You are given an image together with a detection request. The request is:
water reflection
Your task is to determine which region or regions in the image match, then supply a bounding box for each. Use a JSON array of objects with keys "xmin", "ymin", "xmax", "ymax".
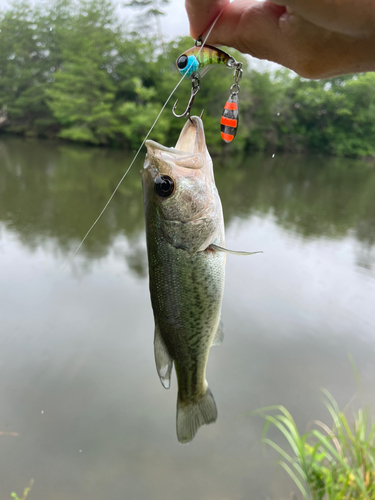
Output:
[
  {"xmin": 0, "ymin": 138, "xmax": 145, "ymax": 264},
  {"xmin": 1, "ymin": 138, "xmax": 374, "ymax": 273},
  {"xmin": 214, "ymin": 151, "xmax": 375, "ymax": 249},
  {"xmin": 0, "ymin": 137, "xmax": 375, "ymax": 500}
]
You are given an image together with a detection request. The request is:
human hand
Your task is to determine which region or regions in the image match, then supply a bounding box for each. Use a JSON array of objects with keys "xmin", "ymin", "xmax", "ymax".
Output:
[{"xmin": 185, "ymin": 0, "xmax": 375, "ymax": 78}]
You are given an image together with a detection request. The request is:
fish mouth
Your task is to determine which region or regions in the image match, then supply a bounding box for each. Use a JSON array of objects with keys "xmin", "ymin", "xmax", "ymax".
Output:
[
  {"xmin": 143, "ymin": 116, "xmax": 215, "ymax": 225},
  {"xmin": 145, "ymin": 116, "xmax": 207, "ymax": 170},
  {"xmin": 174, "ymin": 115, "xmax": 206, "ymax": 154}
]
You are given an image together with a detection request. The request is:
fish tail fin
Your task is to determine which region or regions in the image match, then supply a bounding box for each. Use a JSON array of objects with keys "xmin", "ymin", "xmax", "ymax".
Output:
[{"xmin": 176, "ymin": 387, "xmax": 217, "ymax": 444}]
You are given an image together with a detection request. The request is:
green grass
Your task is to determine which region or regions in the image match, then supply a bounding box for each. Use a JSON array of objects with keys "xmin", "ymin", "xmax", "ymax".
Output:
[
  {"xmin": 253, "ymin": 390, "xmax": 375, "ymax": 500},
  {"xmin": 11, "ymin": 479, "xmax": 34, "ymax": 500}
]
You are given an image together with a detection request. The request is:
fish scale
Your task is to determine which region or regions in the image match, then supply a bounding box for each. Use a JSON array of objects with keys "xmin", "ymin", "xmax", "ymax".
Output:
[{"xmin": 149, "ymin": 243, "xmax": 224, "ymax": 397}]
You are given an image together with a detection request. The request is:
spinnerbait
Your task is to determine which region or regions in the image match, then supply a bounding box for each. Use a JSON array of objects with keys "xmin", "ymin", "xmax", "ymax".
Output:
[{"xmin": 173, "ymin": 37, "xmax": 243, "ymax": 143}]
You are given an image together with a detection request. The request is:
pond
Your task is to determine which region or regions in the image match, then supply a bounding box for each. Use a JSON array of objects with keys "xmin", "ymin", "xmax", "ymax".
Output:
[{"xmin": 1, "ymin": 136, "xmax": 375, "ymax": 499}]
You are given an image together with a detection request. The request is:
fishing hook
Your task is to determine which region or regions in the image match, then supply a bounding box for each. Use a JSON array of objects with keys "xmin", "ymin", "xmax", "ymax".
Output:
[{"xmin": 172, "ymin": 76, "xmax": 200, "ymax": 121}]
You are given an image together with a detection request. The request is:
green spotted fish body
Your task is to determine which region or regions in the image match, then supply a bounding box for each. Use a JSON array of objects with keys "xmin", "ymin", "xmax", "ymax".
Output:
[{"xmin": 142, "ymin": 117, "xmax": 225, "ymax": 443}]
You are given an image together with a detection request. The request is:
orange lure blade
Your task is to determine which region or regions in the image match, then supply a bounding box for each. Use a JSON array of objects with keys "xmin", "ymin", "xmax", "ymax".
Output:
[{"xmin": 221, "ymin": 94, "xmax": 239, "ymax": 143}]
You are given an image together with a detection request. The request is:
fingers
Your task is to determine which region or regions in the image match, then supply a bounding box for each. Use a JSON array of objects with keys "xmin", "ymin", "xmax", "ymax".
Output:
[
  {"xmin": 193, "ymin": 1, "xmax": 287, "ymax": 62},
  {"xmin": 186, "ymin": 0, "xmax": 375, "ymax": 78},
  {"xmin": 277, "ymin": 10, "xmax": 375, "ymax": 77},
  {"xmin": 185, "ymin": 0, "xmax": 230, "ymax": 40},
  {"xmin": 271, "ymin": 0, "xmax": 375, "ymax": 37}
]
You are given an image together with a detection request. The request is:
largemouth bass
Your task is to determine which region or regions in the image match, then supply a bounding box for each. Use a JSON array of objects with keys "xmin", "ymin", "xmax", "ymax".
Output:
[{"xmin": 142, "ymin": 116, "xmax": 225, "ymax": 444}]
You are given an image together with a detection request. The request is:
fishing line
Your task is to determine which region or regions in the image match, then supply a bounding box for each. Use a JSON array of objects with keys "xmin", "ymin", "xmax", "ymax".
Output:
[
  {"xmin": 3, "ymin": 9, "xmax": 224, "ymax": 349},
  {"xmin": 61, "ymin": 8, "xmax": 224, "ymax": 271}
]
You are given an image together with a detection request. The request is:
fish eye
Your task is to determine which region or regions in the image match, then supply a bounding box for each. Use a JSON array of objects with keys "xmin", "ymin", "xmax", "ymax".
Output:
[
  {"xmin": 177, "ymin": 55, "xmax": 188, "ymax": 70},
  {"xmin": 154, "ymin": 175, "xmax": 175, "ymax": 198}
]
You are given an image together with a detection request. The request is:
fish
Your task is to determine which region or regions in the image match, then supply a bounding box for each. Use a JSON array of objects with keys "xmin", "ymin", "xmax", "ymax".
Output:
[
  {"xmin": 176, "ymin": 44, "xmax": 236, "ymax": 79},
  {"xmin": 142, "ymin": 116, "xmax": 226, "ymax": 443}
]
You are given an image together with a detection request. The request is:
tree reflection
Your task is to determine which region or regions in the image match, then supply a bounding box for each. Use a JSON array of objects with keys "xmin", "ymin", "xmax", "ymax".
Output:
[
  {"xmin": 0, "ymin": 138, "xmax": 145, "ymax": 261},
  {"xmin": 215, "ymin": 152, "xmax": 375, "ymax": 248},
  {"xmin": 0, "ymin": 137, "xmax": 374, "ymax": 276}
]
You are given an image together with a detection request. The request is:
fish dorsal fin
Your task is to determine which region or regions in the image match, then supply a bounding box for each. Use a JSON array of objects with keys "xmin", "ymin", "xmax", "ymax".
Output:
[
  {"xmin": 209, "ymin": 244, "xmax": 263, "ymax": 256},
  {"xmin": 211, "ymin": 319, "xmax": 224, "ymax": 346},
  {"xmin": 154, "ymin": 324, "xmax": 173, "ymax": 389}
]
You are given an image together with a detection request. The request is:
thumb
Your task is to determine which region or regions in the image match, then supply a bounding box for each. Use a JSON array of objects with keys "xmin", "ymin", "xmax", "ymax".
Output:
[{"xmin": 199, "ymin": 0, "xmax": 286, "ymax": 55}]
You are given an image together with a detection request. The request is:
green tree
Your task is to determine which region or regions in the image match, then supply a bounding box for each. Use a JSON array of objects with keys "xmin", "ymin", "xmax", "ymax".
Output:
[
  {"xmin": 0, "ymin": 0, "xmax": 375, "ymax": 157},
  {"xmin": 280, "ymin": 73, "xmax": 375, "ymax": 157},
  {"xmin": 45, "ymin": 0, "xmax": 123, "ymax": 144},
  {"xmin": 0, "ymin": 1, "xmax": 61, "ymax": 136}
]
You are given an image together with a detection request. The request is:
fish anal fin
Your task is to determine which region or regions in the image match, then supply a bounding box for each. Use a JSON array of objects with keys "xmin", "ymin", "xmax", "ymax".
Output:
[
  {"xmin": 154, "ymin": 325, "xmax": 173, "ymax": 389},
  {"xmin": 211, "ymin": 319, "xmax": 224, "ymax": 347},
  {"xmin": 176, "ymin": 387, "xmax": 217, "ymax": 444},
  {"xmin": 208, "ymin": 243, "xmax": 263, "ymax": 256}
]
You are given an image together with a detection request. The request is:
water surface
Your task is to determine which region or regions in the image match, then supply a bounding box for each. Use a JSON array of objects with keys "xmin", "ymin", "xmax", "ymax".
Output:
[{"xmin": 1, "ymin": 137, "xmax": 375, "ymax": 500}]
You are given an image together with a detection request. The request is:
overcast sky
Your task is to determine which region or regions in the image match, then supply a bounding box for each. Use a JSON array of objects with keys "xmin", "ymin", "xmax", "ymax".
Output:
[
  {"xmin": 0, "ymin": 0, "xmax": 191, "ymax": 40},
  {"xmin": 160, "ymin": 0, "xmax": 190, "ymax": 40}
]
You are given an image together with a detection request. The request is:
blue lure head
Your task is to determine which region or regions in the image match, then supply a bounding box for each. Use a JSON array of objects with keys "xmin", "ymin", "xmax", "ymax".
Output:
[{"xmin": 176, "ymin": 54, "xmax": 200, "ymax": 79}]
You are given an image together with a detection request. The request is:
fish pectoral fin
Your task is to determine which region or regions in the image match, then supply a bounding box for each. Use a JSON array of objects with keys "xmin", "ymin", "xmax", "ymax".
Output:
[
  {"xmin": 154, "ymin": 325, "xmax": 173, "ymax": 390},
  {"xmin": 211, "ymin": 319, "xmax": 224, "ymax": 347},
  {"xmin": 208, "ymin": 244, "xmax": 263, "ymax": 256},
  {"xmin": 176, "ymin": 386, "xmax": 217, "ymax": 444}
]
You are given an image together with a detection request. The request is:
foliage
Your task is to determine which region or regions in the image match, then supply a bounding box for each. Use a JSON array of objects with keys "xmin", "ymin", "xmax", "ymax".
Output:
[
  {"xmin": 11, "ymin": 479, "xmax": 34, "ymax": 500},
  {"xmin": 0, "ymin": 0, "xmax": 375, "ymax": 156},
  {"xmin": 279, "ymin": 74, "xmax": 375, "ymax": 157},
  {"xmin": 253, "ymin": 392, "xmax": 375, "ymax": 499}
]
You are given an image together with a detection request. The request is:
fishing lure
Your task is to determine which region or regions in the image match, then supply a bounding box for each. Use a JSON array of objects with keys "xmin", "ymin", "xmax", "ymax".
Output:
[
  {"xmin": 173, "ymin": 38, "xmax": 243, "ymax": 143},
  {"xmin": 221, "ymin": 64, "xmax": 242, "ymax": 143},
  {"xmin": 176, "ymin": 44, "xmax": 236, "ymax": 80}
]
